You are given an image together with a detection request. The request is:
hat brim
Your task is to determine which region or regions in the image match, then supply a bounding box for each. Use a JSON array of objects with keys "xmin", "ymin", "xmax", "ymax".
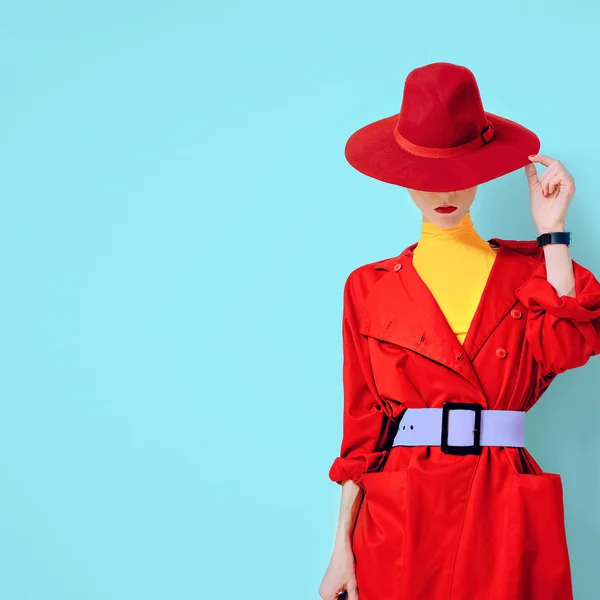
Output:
[{"xmin": 344, "ymin": 111, "xmax": 540, "ymax": 192}]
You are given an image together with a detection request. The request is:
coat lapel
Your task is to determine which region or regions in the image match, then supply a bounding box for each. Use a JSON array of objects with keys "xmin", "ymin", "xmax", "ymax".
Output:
[
  {"xmin": 461, "ymin": 241, "xmax": 538, "ymax": 361},
  {"xmin": 360, "ymin": 238, "xmax": 538, "ymax": 393}
]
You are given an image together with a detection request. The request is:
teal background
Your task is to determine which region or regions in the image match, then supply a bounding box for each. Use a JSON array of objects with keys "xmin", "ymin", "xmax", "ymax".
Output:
[{"xmin": 1, "ymin": 1, "xmax": 599, "ymax": 598}]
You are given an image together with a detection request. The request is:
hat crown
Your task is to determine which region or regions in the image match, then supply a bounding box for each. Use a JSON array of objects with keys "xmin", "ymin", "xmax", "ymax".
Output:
[{"xmin": 396, "ymin": 62, "xmax": 489, "ymax": 149}]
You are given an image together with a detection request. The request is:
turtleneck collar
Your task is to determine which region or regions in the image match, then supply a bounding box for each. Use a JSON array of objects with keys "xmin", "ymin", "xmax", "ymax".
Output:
[{"xmin": 419, "ymin": 211, "xmax": 486, "ymax": 245}]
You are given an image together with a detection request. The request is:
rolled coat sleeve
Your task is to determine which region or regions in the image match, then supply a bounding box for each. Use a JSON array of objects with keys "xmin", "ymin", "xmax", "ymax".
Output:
[
  {"xmin": 328, "ymin": 269, "xmax": 394, "ymax": 488},
  {"xmin": 515, "ymin": 256, "xmax": 600, "ymax": 377}
]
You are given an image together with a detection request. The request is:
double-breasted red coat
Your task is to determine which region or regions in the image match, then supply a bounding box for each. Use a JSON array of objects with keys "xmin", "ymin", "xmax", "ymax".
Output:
[{"xmin": 328, "ymin": 237, "xmax": 600, "ymax": 600}]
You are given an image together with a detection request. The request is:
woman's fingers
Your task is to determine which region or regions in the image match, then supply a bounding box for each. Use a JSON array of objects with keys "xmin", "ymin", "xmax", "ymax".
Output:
[
  {"xmin": 530, "ymin": 155, "xmax": 567, "ymax": 196},
  {"xmin": 524, "ymin": 162, "xmax": 540, "ymax": 192},
  {"xmin": 539, "ymin": 161, "xmax": 560, "ymax": 184},
  {"xmin": 537, "ymin": 159, "xmax": 575, "ymax": 198},
  {"xmin": 346, "ymin": 581, "xmax": 359, "ymax": 600},
  {"xmin": 320, "ymin": 581, "xmax": 355, "ymax": 600},
  {"xmin": 543, "ymin": 173, "xmax": 563, "ymax": 197},
  {"xmin": 528, "ymin": 154, "xmax": 556, "ymax": 168},
  {"xmin": 319, "ymin": 544, "xmax": 358, "ymax": 600}
]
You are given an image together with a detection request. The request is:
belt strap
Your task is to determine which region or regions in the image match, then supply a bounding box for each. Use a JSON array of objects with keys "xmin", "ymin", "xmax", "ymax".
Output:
[{"xmin": 393, "ymin": 406, "xmax": 525, "ymax": 450}]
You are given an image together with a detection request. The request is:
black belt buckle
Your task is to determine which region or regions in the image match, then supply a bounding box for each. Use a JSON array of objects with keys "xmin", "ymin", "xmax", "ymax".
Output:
[{"xmin": 441, "ymin": 402, "xmax": 483, "ymax": 455}]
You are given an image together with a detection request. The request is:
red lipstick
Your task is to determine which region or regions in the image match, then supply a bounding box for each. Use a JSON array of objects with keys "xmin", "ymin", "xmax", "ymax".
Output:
[{"xmin": 434, "ymin": 205, "xmax": 457, "ymax": 214}]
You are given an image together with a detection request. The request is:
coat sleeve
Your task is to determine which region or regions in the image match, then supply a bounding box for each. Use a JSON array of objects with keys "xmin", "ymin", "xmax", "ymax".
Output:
[
  {"xmin": 328, "ymin": 269, "xmax": 395, "ymax": 488},
  {"xmin": 515, "ymin": 256, "xmax": 600, "ymax": 377}
]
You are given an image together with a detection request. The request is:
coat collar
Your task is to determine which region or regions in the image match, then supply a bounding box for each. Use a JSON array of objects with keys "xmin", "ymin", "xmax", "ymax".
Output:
[{"xmin": 360, "ymin": 238, "xmax": 540, "ymax": 398}]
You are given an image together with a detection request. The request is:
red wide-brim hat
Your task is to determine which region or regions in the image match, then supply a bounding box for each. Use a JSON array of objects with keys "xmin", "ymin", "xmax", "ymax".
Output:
[{"xmin": 345, "ymin": 62, "xmax": 541, "ymax": 192}]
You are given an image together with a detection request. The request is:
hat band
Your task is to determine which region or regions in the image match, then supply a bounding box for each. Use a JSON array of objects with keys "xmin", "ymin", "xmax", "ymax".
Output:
[{"xmin": 393, "ymin": 120, "xmax": 495, "ymax": 158}]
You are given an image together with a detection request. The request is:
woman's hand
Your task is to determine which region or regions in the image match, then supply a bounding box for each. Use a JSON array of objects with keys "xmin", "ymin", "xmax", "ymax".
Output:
[
  {"xmin": 524, "ymin": 153, "xmax": 577, "ymax": 298},
  {"xmin": 524, "ymin": 154, "xmax": 576, "ymax": 235},
  {"xmin": 318, "ymin": 541, "xmax": 358, "ymax": 600}
]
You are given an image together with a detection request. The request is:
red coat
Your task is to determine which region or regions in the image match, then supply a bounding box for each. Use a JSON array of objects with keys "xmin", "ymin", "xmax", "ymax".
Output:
[{"xmin": 328, "ymin": 237, "xmax": 600, "ymax": 600}]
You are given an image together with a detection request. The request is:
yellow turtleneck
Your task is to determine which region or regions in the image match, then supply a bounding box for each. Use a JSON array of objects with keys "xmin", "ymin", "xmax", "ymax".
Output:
[{"xmin": 412, "ymin": 211, "xmax": 498, "ymax": 345}]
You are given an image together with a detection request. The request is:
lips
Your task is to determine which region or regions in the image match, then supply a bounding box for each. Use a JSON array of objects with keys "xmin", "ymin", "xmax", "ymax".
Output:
[{"xmin": 434, "ymin": 205, "xmax": 457, "ymax": 214}]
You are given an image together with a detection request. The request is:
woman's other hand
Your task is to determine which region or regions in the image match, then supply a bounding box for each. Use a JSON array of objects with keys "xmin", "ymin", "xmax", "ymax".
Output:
[
  {"xmin": 319, "ymin": 479, "xmax": 364, "ymax": 599},
  {"xmin": 318, "ymin": 541, "xmax": 358, "ymax": 600},
  {"xmin": 524, "ymin": 154, "xmax": 576, "ymax": 235}
]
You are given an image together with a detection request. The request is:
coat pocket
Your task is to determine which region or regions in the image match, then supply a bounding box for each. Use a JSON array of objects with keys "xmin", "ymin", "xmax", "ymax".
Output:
[
  {"xmin": 352, "ymin": 469, "xmax": 407, "ymax": 600},
  {"xmin": 499, "ymin": 472, "xmax": 573, "ymax": 600}
]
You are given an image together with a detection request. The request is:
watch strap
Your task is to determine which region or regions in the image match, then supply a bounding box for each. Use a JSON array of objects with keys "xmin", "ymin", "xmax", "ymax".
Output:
[{"xmin": 536, "ymin": 231, "xmax": 571, "ymax": 247}]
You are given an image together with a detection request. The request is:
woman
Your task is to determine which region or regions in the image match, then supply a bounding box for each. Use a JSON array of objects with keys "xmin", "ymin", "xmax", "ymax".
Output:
[{"xmin": 318, "ymin": 62, "xmax": 600, "ymax": 600}]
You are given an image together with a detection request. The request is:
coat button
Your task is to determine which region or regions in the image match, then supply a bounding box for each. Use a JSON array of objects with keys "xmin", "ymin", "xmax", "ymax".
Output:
[
  {"xmin": 510, "ymin": 308, "xmax": 522, "ymax": 319},
  {"xmin": 495, "ymin": 347, "xmax": 507, "ymax": 359},
  {"xmin": 393, "ymin": 263, "xmax": 402, "ymax": 271}
]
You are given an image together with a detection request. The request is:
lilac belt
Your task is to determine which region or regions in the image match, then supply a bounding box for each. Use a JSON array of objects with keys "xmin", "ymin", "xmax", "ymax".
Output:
[{"xmin": 392, "ymin": 402, "xmax": 525, "ymax": 455}]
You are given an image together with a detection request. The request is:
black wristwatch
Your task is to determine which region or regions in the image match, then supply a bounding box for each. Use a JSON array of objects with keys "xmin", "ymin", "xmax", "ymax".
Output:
[{"xmin": 536, "ymin": 231, "xmax": 571, "ymax": 247}]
